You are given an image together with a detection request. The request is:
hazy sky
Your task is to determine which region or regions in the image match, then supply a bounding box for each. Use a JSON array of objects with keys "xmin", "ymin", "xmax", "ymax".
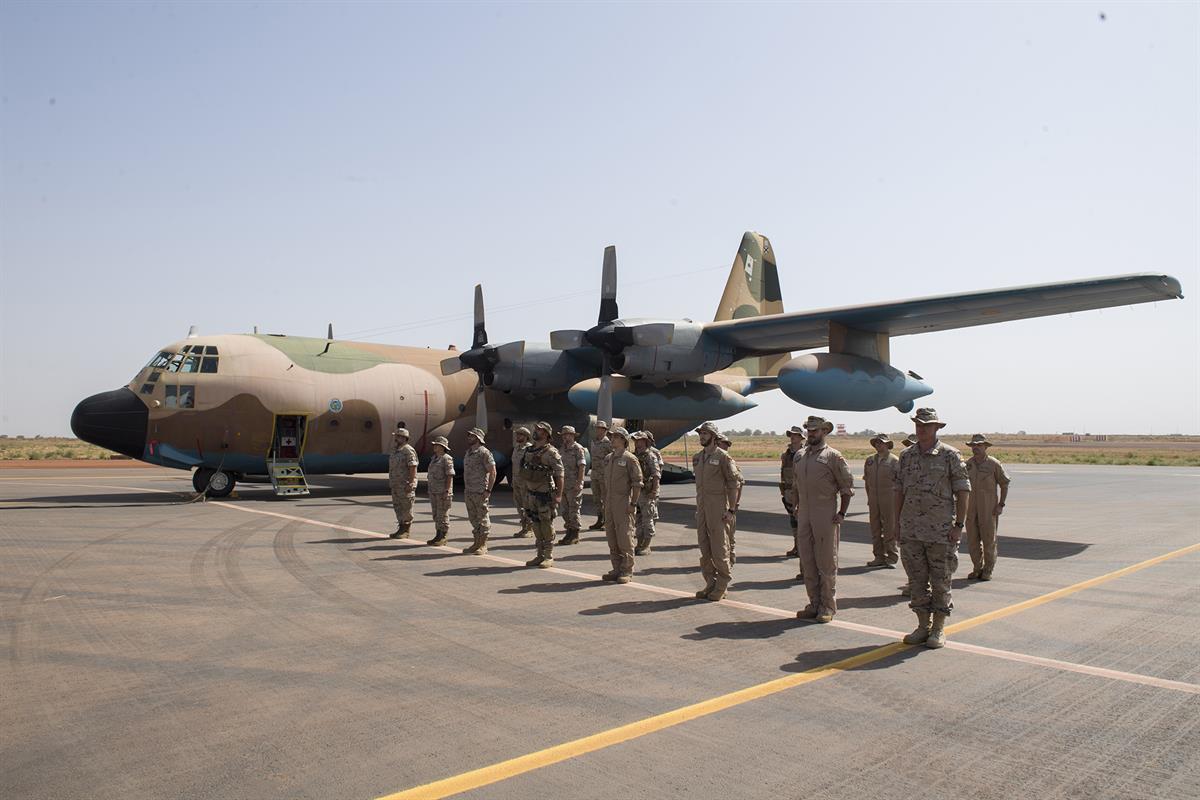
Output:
[{"xmin": 2, "ymin": 2, "xmax": 1196, "ymax": 436}]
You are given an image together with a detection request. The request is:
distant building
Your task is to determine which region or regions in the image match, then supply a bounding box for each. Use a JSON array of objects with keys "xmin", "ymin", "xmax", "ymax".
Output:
[{"xmin": 836, "ymin": 424, "xmax": 847, "ymax": 436}]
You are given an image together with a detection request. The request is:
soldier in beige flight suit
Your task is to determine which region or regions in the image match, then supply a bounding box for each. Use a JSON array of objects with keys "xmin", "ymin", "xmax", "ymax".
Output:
[
  {"xmin": 963, "ymin": 433, "xmax": 1011, "ymax": 581},
  {"xmin": 588, "ymin": 420, "xmax": 613, "ymax": 531},
  {"xmin": 863, "ymin": 434, "xmax": 900, "ymax": 568},
  {"xmin": 388, "ymin": 428, "xmax": 418, "ymax": 539},
  {"xmin": 717, "ymin": 433, "xmax": 746, "ymax": 565},
  {"xmin": 519, "ymin": 421, "xmax": 564, "ymax": 568},
  {"xmin": 631, "ymin": 431, "xmax": 660, "ymax": 556},
  {"xmin": 556, "ymin": 425, "xmax": 587, "ymax": 546},
  {"xmin": 781, "ymin": 426, "xmax": 805, "ymax": 560},
  {"xmin": 894, "ymin": 408, "xmax": 971, "ymax": 649},
  {"xmin": 601, "ymin": 427, "xmax": 643, "ymax": 583},
  {"xmin": 793, "ymin": 416, "xmax": 854, "ymax": 623},
  {"xmin": 692, "ymin": 422, "xmax": 740, "ymax": 601},
  {"xmin": 462, "ymin": 428, "xmax": 496, "ymax": 554},
  {"xmin": 511, "ymin": 427, "xmax": 534, "ymax": 538},
  {"xmin": 425, "ymin": 435, "xmax": 455, "ymax": 546}
]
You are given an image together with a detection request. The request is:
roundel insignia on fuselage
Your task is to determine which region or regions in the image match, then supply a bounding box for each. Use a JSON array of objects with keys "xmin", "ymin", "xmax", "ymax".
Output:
[{"xmin": 329, "ymin": 398, "xmax": 343, "ymax": 413}]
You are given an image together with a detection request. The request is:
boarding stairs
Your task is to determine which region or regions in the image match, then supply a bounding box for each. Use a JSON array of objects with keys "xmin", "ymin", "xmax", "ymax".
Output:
[{"xmin": 269, "ymin": 459, "xmax": 310, "ymax": 497}]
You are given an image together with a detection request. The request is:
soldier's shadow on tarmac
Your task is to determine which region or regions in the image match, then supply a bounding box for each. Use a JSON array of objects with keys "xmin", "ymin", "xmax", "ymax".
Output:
[
  {"xmin": 499, "ymin": 581, "xmax": 604, "ymax": 595},
  {"xmin": 579, "ymin": 597, "xmax": 696, "ymax": 616},
  {"xmin": 682, "ymin": 617, "xmax": 795, "ymax": 640},
  {"xmin": 424, "ymin": 565, "xmax": 525, "ymax": 577},
  {"xmin": 370, "ymin": 552, "xmax": 461, "ymax": 562},
  {"xmin": 779, "ymin": 644, "xmax": 923, "ymax": 674}
]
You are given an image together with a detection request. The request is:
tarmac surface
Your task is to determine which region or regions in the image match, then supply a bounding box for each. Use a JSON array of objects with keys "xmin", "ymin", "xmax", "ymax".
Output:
[{"xmin": 2, "ymin": 462, "xmax": 1199, "ymax": 799}]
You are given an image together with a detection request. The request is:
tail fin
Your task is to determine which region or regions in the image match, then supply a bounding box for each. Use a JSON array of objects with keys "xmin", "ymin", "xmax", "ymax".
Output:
[{"xmin": 714, "ymin": 231, "xmax": 790, "ymax": 377}]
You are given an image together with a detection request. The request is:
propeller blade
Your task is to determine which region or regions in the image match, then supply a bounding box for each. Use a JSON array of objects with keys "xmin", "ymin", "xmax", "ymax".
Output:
[
  {"xmin": 596, "ymin": 374, "xmax": 613, "ymax": 426},
  {"xmin": 550, "ymin": 330, "xmax": 587, "ymax": 350},
  {"xmin": 494, "ymin": 340, "xmax": 526, "ymax": 361},
  {"xmin": 475, "ymin": 385, "xmax": 488, "ymax": 430},
  {"xmin": 472, "ymin": 284, "xmax": 488, "ymax": 349},
  {"xmin": 440, "ymin": 355, "xmax": 465, "ymax": 376},
  {"xmin": 630, "ymin": 322, "xmax": 675, "ymax": 347},
  {"xmin": 598, "ymin": 245, "xmax": 618, "ymax": 324}
]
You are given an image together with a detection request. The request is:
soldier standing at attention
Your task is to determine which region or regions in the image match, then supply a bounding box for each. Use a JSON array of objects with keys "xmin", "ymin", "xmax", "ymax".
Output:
[
  {"xmin": 462, "ymin": 428, "xmax": 496, "ymax": 554},
  {"xmin": 511, "ymin": 427, "xmax": 534, "ymax": 538},
  {"xmin": 588, "ymin": 420, "xmax": 613, "ymax": 531},
  {"xmin": 781, "ymin": 426, "xmax": 805, "ymax": 560},
  {"xmin": 963, "ymin": 434, "xmax": 1011, "ymax": 581},
  {"xmin": 388, "ymin": 428, "xmax": 418, "ymax": 539},
  {"xmin": 631, "ymin": 431, "xmax": 660, "ymax": 556},
  {"xmin": 520, "ymin": 421, "xmax": 564, "ymax": 568},
  {"xmin": 863, "ymin": 434, "xmax": 900, "ymax": 568},
  {"xmin": 894, "ymin": 408, "xmax": 971, "ymax": 649},
  {"xmin": 425, "ymin": 436, "xmax": 455, "ymax": 546},
  {"xmin": 717, "ymin": 433, "xmax": 746, "ymax": 565},
  {"xmin": 556, "ymin": 426, "xmax": 587, "ymax": 546},
  {"xmin": 793, "ymin": 417, "xmax": 854, "ymax": 623},
  {"xmin": 601, "ymin": 427, "xmax": 643, "ymax": 583},
  {"xmin": 692, "ymin": 422, "xmax": 739, "ymax": 602}
]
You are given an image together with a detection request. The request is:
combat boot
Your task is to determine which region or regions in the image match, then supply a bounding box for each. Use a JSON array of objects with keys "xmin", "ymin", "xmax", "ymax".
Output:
[
  {"xmin": 978, "ymin": 572, "xmax": 992, "ymax": 582},
  {"xmin": 634, "ymin": 537, "xmax": 651, "ymax": 556},
  {"xmin": 514, "ymin": 528, "xmax": 533, "ymax": 538},
  {"xmin": 785, "ymin": 546, "xmax": 799, "ymax": 558},
  {"xmin": 602, "ymin": 571, "xmax": 619, "ymax": 582},
  {"xmin": 816, "ymin": 609, "xmax": 833, "ymax": 623},
  {"xmin": 866, "ymin": 558, "xmax": 887, "ymax": 568},
  {"xmin": 558, "ymin": 531, "xmax": 580, "ymax": 546},
  {"xmin": 926, "ymin": 612, "xmax": 947, "ymax": 648},
  {"xmin": 695, "ymin": 581, "xmax": 716, "ymax": 599},
  {"xmin": 903, "ymin": 611, "xmax": 931, "ymax": 645},
  {"xmin": 707, "ymin": 579, "xmax": 729, "ymax": 602},
  {"xmin": 796, "ymin": 606, "xmax": 818, "ymax": 620},
  {"xmin": 427, "ymin": 533, "xmax": 447, "ymax": 546},
  {"xmin": 900, "ymin": 584, "xmax": 911, "ymax": 597},
  {"xmin": 588, "ymin": 516, "xmax": 605, "ymax": 531},
  {"xmin": 966, "ymin": 569, "xmax": 981, "ymax": 579},
  {"xmin": 390, "ymin": 524, "xmax": 410, "ymax": 540}
]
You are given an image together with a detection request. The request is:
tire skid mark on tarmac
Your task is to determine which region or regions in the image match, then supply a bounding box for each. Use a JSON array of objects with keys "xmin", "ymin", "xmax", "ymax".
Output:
[
  {"xmin": 189, "ymin": 517, "xmax": 274, "ymax": 604},
  {"xmin": 272, "ymin": 518, "xmax": 383, "ymax": 616}
]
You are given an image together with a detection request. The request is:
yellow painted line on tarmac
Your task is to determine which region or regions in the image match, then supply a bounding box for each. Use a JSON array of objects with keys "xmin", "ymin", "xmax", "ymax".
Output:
[
  {"xmin": 945, "ymin": 541, "xmax": 1200, "ymax": 635},
  {"xmin": 375, "ymin": 642, "xmax": 908, "ymax": 800}
]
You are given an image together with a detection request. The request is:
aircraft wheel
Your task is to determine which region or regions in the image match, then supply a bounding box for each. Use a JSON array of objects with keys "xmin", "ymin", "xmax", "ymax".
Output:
[{"xmin": 193, "ymin": 467, "xmax": 236, "ymax": 498}]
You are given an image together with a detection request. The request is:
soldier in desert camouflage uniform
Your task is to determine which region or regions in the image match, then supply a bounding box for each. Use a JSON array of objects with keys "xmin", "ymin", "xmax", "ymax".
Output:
[
  {"xmin": 631, "ymin": 431, "xmax": 661, "ymax": 556},
  {"xmin": 511, "ymin": 427, "xmax": 534, "ymax": 538},
  {"xmin": 425, "ymin": 435, "xmax": 454, "ymax": 546},
  {"xmin": 388, "ymin": 427, "xmax": 418, "ymax": 539},
  {"xmin": 588, "ymin": 420, "xmax": 613, "ymax": 530},
  {"xmin": 462, "ymin": 428, "xmax": 496, "ymax": 555},
  {"xmin": 519, "ymin": 421, "xmax": 564, "ymax": 568},
  {"xmin": 556, "ymin": 425, "xmax": 587, "ymax": 546},
  {"xmin": 894, "ymin": 408, "xmax": 971, "ymax": 649}
]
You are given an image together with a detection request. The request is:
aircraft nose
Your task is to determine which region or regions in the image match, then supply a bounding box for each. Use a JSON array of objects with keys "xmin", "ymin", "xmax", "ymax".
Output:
[{"xmin": 70, "ymin": 388, "xmax": 148, "ymax": 459}]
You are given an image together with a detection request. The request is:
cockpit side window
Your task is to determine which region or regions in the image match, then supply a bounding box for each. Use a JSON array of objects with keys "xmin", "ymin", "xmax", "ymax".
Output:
[
  {"xmin": 179, "ymin": 355, "xmax": 200, "ymax": 373},
  {"xmin": 146, "ymin": 351, "xmax": 171, "ymax": 369},
  {"xmin": 164, "ymin": 385, "xmax": 196, "ymax": 409},
  {"xmin": 165, "ymin": 353, "xmax": 184, "ymax": 373}
]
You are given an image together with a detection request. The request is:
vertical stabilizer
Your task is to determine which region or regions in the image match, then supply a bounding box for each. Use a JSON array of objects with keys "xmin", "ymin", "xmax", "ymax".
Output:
[{"xmin": 714, "ymin": 231, "xmax": 789, "ymax": 376}]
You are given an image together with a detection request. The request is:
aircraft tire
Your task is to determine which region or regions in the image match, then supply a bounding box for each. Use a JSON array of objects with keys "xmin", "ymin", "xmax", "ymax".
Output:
[{"xmin": 193, "ymin": 467, "xmax": 236, "ymax": 498}]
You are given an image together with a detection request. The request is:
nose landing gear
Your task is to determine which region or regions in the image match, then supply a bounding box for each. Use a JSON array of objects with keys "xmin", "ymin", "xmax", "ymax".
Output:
[{"xmin": 193, "ymin": 467, "xmax": 236, "ymax": 498}]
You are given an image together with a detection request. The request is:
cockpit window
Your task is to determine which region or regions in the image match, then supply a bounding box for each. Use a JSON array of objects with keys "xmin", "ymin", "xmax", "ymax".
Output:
[
  {"xmin": 164, "ymin": 385, "xmax": 196, "ymax": 409},
  {"xmin": 165, "ymin": 353, "xmax": 184, "ymax": 373},
  {"xmin": 179, "ymin": 355, "xmax": 200, "ymax": 373},
  {"xmin": 200, "ymin": 357, "xmax": 219, "ymax": 373},
  {"xmin": 205, "ymin": 345, "xmax": 219, "ymax": 355},
  {"xmin": 146, "ymin": 351, "xmax": 171, "ymax": 369}
]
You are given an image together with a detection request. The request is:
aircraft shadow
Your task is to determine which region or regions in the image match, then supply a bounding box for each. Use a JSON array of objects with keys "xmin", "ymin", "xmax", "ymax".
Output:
[{"xmin": 3, "ymin": 492, "xmax": 188, "ymax": 507}]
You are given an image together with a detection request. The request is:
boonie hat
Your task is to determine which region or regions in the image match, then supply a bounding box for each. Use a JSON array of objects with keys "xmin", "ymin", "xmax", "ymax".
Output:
[
  {"xmin": 717, "ymin": 433, "xmax": 732, "ymax": 446},
  {"xmin": 965, "ymin": 433, "xmax": 992, "ymax": 447},
  {"xmin": 786, "ymin": 425, "xmax": 806, "ymax": 438},
  {"xmin": 695, "ymin": 421, "xmax": 720, "ymax": 436},
  {"xmin": 870, "ymin": 433, "xmax": 894, "ymax": 448},
  {"xmin": 534, "ymin": 421, "xmax": 553, "ymax": 436},
  {"xmin": 630, "ymin": 430, "xmax": 648, "ymax": 441},
  {"xmin": 467, "ymin": 427, "xmax": 486, "ymax": 443},
  {"xmin": 901, "ymin": 436, "xmax": 916, "ymax": 447},
  {"xmin": 594, "ymin": 419, "xmax": 609, "ymax": 429},
  {"xmin": 803, "ymin": 416, "xmax": 834, "ymax": 434},
  {"xmin": 911, "ymin": 408, "xmax": 947, "ymax": 428},
  {"xmin": 514, "ymin": 426, "xmax": 531, "ymax": 437},
  {"xmin": 559, "ymin": 425, "xmax": 577, "ymax": 436},
  {"xmin": 431, "ymin": 435, "xmax": 449, "ymax": 448},
  {"xmin": 608, "ymin": 426, "xmax": 630, "ymax": 441},
  {"xmin": 393, "ymin": 428, "xmax": 411, "ymax": 438}
]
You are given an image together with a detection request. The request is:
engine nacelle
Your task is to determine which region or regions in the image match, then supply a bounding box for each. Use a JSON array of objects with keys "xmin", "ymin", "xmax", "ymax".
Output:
[
  {"xmin": 485, "ymin": 344, "xmax": 589, "ymax": 395},
  {"xmin": 568, "ymin": 377, "xmax": 756, "ymax": 420},
  {"xmin": 610, "ymin": 323, "xmax": 737, "ymax": 381},
  {"xmin": 777, "ymin": 353, "xmax": 933, "ymax": 412}
]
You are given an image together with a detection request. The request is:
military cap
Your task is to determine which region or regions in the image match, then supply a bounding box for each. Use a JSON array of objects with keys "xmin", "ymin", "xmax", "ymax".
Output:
[
  {"xmin": 629, "ymin": 430, "xmax": 648, "ymax": 440},
  {"xmin": 911, "ymin": 407, "xmax": 947, "ymax": 428},
  {"xmin": 643, "ymin": 430, "xmax": 656, "ymax": 444},
  {"xmin": 803, "ymin": 415, "xmax": 834, "ymax": 433},
  {"xmin": 466, "ymin": 427, "xmax": 486, "ymax": 443},
  {"xmin": 558, "ymin": 425, "xmax": 577, "ymax": 436},
  {"xmin": 608, "ymin": 426, "xmax": 630, "ymax": 440},
  {"xmin": 514, "ymin": 426, "xmax": 531, "ymax": 437},
  {"xmin": 869, "ymin": 433, "xmax": 894, "ymax": 448},
  {"xmin": 594, "ymin": 419, "xmax": 609, "ymax": 429},
  {"xmin": 901, "ymin": 436, "xmax": 916, "ymax": 447},
  {"xmin": 786, "ymin": 425, "xmax": 806, "ymax": 438},
  {"xmin": 965, "ymin": 433, "xmax": 992, "ymax": 446},
  {"xmin": 694, "ymin": 421, "xmax": 720, "ymax": 436},
  {"xmin": 534, "ymin": 421, "xmax": 553, "ymax": 436},
  {"xmin": 717, "ymin": 433, "xmax": 732, "ymax": 446},
  {"xmin": 393, "ymin": 428, "xmax": 411, "ymax": 438},
  {"xmin": 431, "ymin": 435, "xmax": 450, "ymax": 449}
]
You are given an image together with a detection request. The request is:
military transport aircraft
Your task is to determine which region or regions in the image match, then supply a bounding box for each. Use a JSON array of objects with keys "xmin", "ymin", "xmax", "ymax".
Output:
[{"xmin": 70, "ymin": 232, "xmax": 1182, "ymax": 498}]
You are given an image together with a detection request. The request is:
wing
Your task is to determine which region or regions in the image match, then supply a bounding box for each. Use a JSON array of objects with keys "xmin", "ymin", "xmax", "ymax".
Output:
[{"xmin": 703, "ymin": 273, "xmax": 1183, "ymax": 354}]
